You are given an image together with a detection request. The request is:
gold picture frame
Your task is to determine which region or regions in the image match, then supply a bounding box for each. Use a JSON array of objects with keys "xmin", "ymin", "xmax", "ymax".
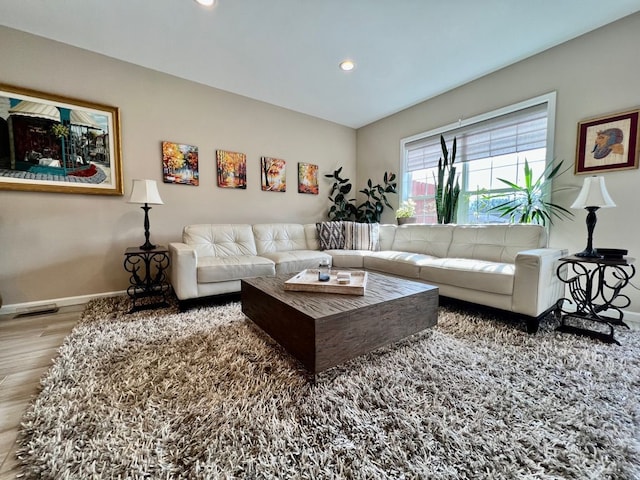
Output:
[{"xmin": 0, "ymin": 83, "xmax": 123, "ymax": 195}]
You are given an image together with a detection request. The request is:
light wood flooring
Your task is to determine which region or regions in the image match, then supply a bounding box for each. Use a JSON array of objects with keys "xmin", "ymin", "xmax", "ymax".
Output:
[{"xmin": 0, "ymin": 305, "xmax": 82, "ymax": 479}]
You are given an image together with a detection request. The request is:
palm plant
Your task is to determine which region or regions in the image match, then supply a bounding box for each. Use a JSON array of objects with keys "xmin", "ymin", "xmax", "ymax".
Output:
[{"xmin": 486, "ymin": 159, "xmax": 573, "ymax": 226}]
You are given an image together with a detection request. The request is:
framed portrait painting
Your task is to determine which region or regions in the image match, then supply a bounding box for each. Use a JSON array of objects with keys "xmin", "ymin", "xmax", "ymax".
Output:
[
  {"xmin": 575, "ymin": 109, "xmax": 640, "ymax": 174},
  {"xmin": 0, "ymin": 83, "xmax": 123, "ymax": 195}
]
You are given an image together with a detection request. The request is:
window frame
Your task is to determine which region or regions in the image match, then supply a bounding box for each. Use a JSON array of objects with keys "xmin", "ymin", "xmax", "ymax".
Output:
[{"xmin": 399, "ymin": 92, "xmax": 557, "ymax": 224}]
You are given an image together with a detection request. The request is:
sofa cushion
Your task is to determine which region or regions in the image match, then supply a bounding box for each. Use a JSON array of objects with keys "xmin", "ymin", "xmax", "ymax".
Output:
[
  {"xmin": 378, "ymin": 224, "xmax": 397, "ymax": 251},
  {"xmin": 197, "ymin": 255, "xmax": 275, "ymax": 283},
  {"xmin": 260, "ymin": 250, "xmax": 332, "ymax": 274},
  {"xmin": 447, "ymin": 224, "xmax": 547, "ymax": 263},
  {"xmin": 419, "ymin": 258, "xmax": 515, "ymax": 295},
  {"xmin": 343, "ymin": 222, "xmax": 379, "ymax": 250},
  {"xmin": 253, "ymin": 224, "xmax": 308, "ymax": 254},
  {"xmin": 391, "ymin": 224, "xmax": 454, "ymax": 257},
  {"xmin": 316, "ymin": 221, "xmax": 345, "ymax": 250},
  {"xmin": 304, "ymin": 223, "xmax": 321, "ymax": 250},
  {"xmin": 364, "ymin": 251, "xmax": 435, "ymax": 278},
  {"xmin": 183, "ymin": 224, "xmax": 258, "ymax": 258},
  {"xmin": 327, "ymin": 249, "xmax": 374, "ymax": 268}
]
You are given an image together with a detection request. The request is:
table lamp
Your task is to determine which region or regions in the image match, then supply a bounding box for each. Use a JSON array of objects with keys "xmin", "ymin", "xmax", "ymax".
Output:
[
  {"xmin": 570, "ymin": 176, "xmax": 615, "ymax": 258},
  {"xmin": 128, "ymin": 179, "xmax": 164, "ymax": 250}
]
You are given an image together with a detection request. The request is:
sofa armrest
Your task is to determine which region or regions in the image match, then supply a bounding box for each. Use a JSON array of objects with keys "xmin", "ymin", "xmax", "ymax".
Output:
[
  {"xmin": 512, "ymin": 248, "xmax": 568, "ymax": 317},
  {"xmin": 169, "ymin": 242, "xmax": 199, "ymax": 300}
]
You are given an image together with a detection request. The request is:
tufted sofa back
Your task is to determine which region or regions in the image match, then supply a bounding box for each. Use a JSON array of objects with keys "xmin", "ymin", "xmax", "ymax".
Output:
[
  {"xmin": 252, "ymin": 223, "xmax": 309, "ymax": 254},
  {"xmin": 182, "ymin": 224, "xmax": 258, "ymax": 258},
  {"xmin": 447, "ymin": 224, "xmax": 547, "ymax": 263},
  {"xmin": 181, "ymin": 222, "xmax": 547, "ymax": 265},
  {"xmin": 390, "ymin": 223, "xmax": 546, "ymax": 263},
  {"xmin": 391, "ymin": 224, "xmax": 455, "ymax": 257}
]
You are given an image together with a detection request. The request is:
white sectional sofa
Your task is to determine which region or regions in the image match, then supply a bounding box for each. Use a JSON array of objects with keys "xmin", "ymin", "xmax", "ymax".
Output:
[
  {"xmin": 169, "ymin": 222, "xmax": 567, "ymax": 332},
  {"xmin": 170, "ymin": 223, "xmax": 331, "ymax": 301}
]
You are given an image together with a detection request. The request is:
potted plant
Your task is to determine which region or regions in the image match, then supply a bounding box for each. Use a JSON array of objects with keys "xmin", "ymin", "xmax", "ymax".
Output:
[
  {"xmin": 324, "ymin": 168, "xmax": 397, "ymax": 223},
  {"xmin": 486, "ymin": 159, "xmax": 574, "ymax": 225},
  {"xmin": 434, "ymin": 135, "xmax": 460, "ymax": 224},
  {"xmin": 324, "ymin": 167, "xmax": 357, "ymax": 221},
  {"xmin": 395, "ymin": 199, "xmax": 417, "ymax": 225},
  {"xmin": 355, "ymin": 172, "xmax": 397, "ymax": 223}
]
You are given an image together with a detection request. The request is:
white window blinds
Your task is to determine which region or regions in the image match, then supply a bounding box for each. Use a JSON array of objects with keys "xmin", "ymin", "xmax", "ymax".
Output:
[{"xmin": 405, "ymin": 103, "xmax": 548, "ymax": 172}]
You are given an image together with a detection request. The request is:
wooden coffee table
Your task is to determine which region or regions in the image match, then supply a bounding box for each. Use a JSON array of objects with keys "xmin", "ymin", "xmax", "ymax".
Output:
[{"xmin": 241, "ymin": 271, "xmax": 438, "ymax": 374}]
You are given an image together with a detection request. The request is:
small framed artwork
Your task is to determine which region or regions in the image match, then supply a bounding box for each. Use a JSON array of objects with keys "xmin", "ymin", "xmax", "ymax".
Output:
[
  {"xmin": 162, "ymin": 141, "xmax": 199, "ymax": 186},
  {"xmin": 575, "ymin": 109, "xmax": 640, "ymax": 174},
  {"xmin": 298, "ymin": 162, "xmax": 318, "ymax": 194},
  {"xmin": 216, "ymin": 150, "xmax": 247, "ymax": 189},
  {"xmin": 0, "ymin": 83, "xmax": 123, "ymax": 195},
  {"xmin": 260, "ymin": 157, "xmax": 286, "ymax": 192}
]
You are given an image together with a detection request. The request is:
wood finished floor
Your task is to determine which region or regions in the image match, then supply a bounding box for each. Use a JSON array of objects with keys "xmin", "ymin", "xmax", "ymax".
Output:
[{"xmin": 0, "ymin": 305, "xmax": 82, "ymax": 479}]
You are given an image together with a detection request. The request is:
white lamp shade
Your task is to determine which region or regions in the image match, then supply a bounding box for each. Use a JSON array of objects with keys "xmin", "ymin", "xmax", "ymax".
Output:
[
  {"xmin": 570, "ymin": 176, "xmax": 615, "ymax": 209},
  {"xmin": 128, "ymin": 179, "xmax": 164, "ymax": 205}
]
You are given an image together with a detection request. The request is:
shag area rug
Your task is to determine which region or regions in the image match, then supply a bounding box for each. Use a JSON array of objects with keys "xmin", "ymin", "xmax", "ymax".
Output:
[{"xmin": 18, "ymin": 297, "xmax": 640, "ymax": 479}]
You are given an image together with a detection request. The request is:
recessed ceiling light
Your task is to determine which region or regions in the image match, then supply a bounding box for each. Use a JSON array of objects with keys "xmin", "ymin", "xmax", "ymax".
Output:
[
  {"xmin": 195, "ymin": 0, "xmax": 216, "ymax": 6},
  {"xmin": 339, "ymin": 60, "xmax": 355, "ymax": 72}
]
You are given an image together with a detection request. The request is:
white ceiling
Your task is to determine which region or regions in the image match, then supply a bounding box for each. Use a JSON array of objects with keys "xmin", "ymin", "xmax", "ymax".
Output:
[{"xmin": 1, "ymin": 1, "xmax": 639, "ymax": 128}]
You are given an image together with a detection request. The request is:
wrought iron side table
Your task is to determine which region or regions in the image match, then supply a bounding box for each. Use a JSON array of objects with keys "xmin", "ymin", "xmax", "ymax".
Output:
[
  {"xmin": 555, "ymin": 255, "xmax": 635, "ymax": 345},
  {"xmin": 123, "ymin": 246, "xmax": 171, "ymax": 313}
]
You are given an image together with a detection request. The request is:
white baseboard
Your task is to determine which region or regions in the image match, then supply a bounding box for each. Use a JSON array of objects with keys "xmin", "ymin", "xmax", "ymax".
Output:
[
  {"xmin": 622, "ymin": 310, "xmax": 640, "ymax": 330},
  {"xmin": 0, "ymin": 290, "xmax": 126, "ymax": 316}
]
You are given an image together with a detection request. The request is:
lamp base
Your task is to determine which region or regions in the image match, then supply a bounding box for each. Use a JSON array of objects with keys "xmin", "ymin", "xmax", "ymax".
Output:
[
  {"xmin": 575, "ymin": 206, "xmax": 602, "ymax": 259},
  {"xmin": 139, "ymin": 241, "xmax": 157, "ymax": 251},
  {"xmin": 139, "ymin": 203, "xmax": 156, "ymax": 251},
  {"xmin": 575, "ymin": 248, "xmax": 602, "ymax": 258}
]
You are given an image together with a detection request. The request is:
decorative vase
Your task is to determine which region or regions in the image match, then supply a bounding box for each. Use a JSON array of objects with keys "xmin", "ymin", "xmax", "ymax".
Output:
[{"xmin": 397, "ymin": 217, "xmax": 416, "ymax": 225}]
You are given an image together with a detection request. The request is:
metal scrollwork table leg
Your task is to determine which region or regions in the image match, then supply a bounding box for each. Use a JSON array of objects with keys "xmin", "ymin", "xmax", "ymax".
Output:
[
  {"xmin": 554, "ymin": 256, "xmax": 635, "ymax": 345},
  {"xmin": 123, "ymin": 246, "xmax": 171, "ymax": 313}
]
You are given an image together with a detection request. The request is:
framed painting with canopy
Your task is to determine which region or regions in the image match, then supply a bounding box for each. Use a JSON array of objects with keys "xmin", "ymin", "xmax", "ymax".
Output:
[{"xmin": 0, "ymin": 83, "xmax": 123, "ymax": 195}]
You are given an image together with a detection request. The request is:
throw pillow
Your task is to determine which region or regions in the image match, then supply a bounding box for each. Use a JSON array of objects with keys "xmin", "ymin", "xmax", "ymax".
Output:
[
  {"xmin": 316, "ymin": 221, "xmax": 345, "ymax": 250},
  {"xmin": 343, "ymin": 222, "xmax": 380, "ymax": 251}
]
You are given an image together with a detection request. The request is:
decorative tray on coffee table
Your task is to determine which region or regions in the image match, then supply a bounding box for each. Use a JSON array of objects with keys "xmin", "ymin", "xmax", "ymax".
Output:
[{"xmin": 284, "ymin": 270, "xmax": 367, "ymax": 295}]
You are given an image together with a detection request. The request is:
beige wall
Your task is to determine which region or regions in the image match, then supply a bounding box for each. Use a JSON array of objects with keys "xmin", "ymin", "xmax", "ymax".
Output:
[
  {"xmin": 0, "ymin": 27, "xmax": 356, "ymax": 308},
  {"xmin": 3, "ymin": 12, "xmax": 640, "ymax": 315},
  {"xmin": 357, "ymin": 12, "xmax": 640, "ymax": 315}
]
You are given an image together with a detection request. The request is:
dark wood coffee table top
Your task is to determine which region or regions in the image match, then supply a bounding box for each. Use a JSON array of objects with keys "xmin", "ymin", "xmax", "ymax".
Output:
[
  {"xmin": 243, "ymin": 271, "xmax": 434, "ymax": 315},
  {"xmin": 241, "ymin": 271, "xmax": 438, "ymax": 374}
]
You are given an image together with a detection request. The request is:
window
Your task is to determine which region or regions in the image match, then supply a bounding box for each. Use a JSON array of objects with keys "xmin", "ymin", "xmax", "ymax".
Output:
[{"xmin": 400, "ymin": 93, "xmax": 556, "ymax": 224}]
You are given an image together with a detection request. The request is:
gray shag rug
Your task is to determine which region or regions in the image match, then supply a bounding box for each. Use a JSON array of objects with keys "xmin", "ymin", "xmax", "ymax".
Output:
[{"xmin": 17, "ymin": 297, "xmax": 640, "ymax": 479}]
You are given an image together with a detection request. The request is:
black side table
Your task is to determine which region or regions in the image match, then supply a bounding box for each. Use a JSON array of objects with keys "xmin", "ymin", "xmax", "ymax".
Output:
[
  {"xmin": 555, "ymin": 255, "xmax": 635, "ymax": 345},
  {"xmin": 123, "ymin": 246, "xmax": 171, "ymax": 313}
]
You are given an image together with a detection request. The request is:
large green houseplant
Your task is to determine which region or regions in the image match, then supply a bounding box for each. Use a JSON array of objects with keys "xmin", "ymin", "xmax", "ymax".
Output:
[
  {"xmin": 325, "ymin": 167, "xmax": 357, "ymax": 221},
  {"xmin": 325, "ymin": 168, "xmax": 397, "ymax": 223},
  {"xmin": 355, "ymin": 172, "xmax": 397, "ymax": 223},
  {"xmin": 486, "ymin": 159, "xmax": 573, "ymax": 226},
  {"xmin": 434, "ymin": 135, "xmax": 460, "ymax": 224}
]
